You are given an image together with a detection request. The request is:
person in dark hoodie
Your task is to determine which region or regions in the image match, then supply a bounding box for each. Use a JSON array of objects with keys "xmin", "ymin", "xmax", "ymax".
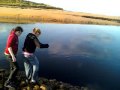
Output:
[
  {"xmin": 4, "ymin": 26, "xmax": 23, "ymax": 88},
  {"xmin": 22, "ymin": 28, "xmax": 49, "ymax": 84}
]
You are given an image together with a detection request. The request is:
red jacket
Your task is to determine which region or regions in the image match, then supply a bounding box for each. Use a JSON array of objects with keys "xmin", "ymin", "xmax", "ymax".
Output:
[{"xmin": 4, "ymin": 30, "xmax": 18, "ymax": 55}]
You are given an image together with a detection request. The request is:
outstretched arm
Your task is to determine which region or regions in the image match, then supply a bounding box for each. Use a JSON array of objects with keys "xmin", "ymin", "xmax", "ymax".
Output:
[
  {"xmin": 34, "ymin": 39, "xmax": 49, "ymax": 48},
  {"xmin": 34, "ymin": 39, "xmax": 40, "ymax": 48},
  {"xmin": 39, "ymin": 42, "xmax": 49, "ymax": 48}
]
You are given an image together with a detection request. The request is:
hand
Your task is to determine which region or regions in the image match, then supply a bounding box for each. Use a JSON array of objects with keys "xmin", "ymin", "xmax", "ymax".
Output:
[
  {"xmin": 40, "ymin": 44, "xmax": 49, "ymax": 48},
  {"xmin": 46, "ymin": 44, "xmax": 49, "ymax": 48},
  {"xmin": 12, "ymin": 57, "xmax": 16, "ymax": 62}
]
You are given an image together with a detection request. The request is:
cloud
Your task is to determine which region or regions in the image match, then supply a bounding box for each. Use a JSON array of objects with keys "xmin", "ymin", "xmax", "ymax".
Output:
[{"xmin": 48, "ymin": 33, "xmax": 111, "ymax": 58}]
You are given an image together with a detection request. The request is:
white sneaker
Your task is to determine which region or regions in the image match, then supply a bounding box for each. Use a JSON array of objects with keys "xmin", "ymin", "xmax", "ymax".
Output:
[{"xmin": 30, "ymin": 79, "xmax": 36, "ymax": 83}]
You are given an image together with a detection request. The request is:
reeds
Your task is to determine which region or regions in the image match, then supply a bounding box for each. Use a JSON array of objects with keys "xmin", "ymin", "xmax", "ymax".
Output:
[{"xmin": 0, "ymin": 7, "xmax": 120, "ymax": 25}]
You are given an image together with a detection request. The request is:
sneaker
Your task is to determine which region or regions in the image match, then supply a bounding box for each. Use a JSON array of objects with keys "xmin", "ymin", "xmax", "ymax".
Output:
[
  {"xmin": 30, "ymin": 80, "xmax": 36, "ymax": 83},
  {"xmin": 30, "ymin": 80, "xmax": 37, "ymax": 86},
  {"xmin": 30, "ymin": 81, "xmax": 40, "ymax": 86},
  {"xmin": 30, "ymin": 82, "xmax": 36, "ymax": 86},
  {"xmin": 4, "ymin": 81, "xmax": 16, "ymax": 88}
]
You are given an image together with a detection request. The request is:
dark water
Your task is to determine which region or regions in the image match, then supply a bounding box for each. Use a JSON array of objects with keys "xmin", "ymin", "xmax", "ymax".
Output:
[{"xmin": 0, "ymin": 23, "xmax": 120, "ymax": 90}]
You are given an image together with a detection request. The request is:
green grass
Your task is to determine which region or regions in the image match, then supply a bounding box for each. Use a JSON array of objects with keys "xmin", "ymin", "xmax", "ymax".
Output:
[{"xmin": 0, "ymin": 0, "xmax": 63, "ymax": 10}]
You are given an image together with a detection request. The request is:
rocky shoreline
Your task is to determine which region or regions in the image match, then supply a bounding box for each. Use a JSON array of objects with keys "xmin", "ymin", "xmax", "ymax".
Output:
[{"xmin": 0, "ymin": 69, "xmax": 88, "ymax": 90}]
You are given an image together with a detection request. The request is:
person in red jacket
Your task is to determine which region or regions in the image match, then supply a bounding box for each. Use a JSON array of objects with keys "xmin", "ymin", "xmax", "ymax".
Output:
[{"xmin": 4, "ymin": 26, "xmax": 23, "ymax": 88}]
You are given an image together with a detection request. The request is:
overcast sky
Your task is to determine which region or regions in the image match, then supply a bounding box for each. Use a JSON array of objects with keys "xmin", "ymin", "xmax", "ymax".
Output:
[{"xmin": 26, "ymin": 0, "xmax": 120, "ymax": 16}]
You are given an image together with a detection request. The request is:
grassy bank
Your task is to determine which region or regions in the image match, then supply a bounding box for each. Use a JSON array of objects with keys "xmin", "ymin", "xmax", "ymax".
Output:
[
  {"xmin": 0, "ymin": 0, "xmax": 63, "ymax": 10},
  {"xmin": 0, "ymin": 7, "xmax": 120, "ymax": 25},
  {"xmin": 0, "ymin": 0, "xmax": 120, "ymax": 25}
]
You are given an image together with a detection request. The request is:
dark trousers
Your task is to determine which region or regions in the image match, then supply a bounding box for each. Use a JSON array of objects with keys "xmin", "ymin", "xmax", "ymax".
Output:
[{"xmin": 5, "ymin": 55, "xmax": 19, "ymax": 82}]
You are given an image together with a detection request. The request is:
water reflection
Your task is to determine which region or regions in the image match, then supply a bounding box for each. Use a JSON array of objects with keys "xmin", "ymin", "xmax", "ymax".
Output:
[
  {"xmin": 0, "ymin": 25, "xmax": 8, "ymax": 33},
  {"xmin": 48, "ymin": 31, "xmax": 113, "ymax": 60},
  {"xmin": 0, "ymin": 23, "xmax": 120, "ymax": 90}
]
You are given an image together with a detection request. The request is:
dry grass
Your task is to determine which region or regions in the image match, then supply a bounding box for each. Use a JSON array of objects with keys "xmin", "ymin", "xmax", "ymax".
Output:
[{"xmin": 0, "ymin": 7, "xmax": 120, "ymax": 25}]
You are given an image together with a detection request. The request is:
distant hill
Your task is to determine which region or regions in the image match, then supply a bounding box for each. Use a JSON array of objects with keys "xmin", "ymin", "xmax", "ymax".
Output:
[
  {"xmin": 0, "ymin": 0, "xmax": 120, "ymax": 25},
  {"xmin": 0, "ymin": 0, "xmax": 63, "ymax": 10}
]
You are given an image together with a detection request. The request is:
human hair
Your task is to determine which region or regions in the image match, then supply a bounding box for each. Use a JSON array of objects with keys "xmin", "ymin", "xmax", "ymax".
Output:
[
  {"xmin": 14, "ymin": 26, "xmax": 23, "ymax": 32},
  {"xmin": 33, "ymin": 28, "xmax": 41, "ymax": 34},
  {"xmin": 10, "ymin": 26, "xmax": 23, "ymax": 34}
]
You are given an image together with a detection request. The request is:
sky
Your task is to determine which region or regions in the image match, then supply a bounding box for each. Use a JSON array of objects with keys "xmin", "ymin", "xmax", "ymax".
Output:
[{"xmin": 26, "ymin": 0, "xmax": 120, "ymax": 16}]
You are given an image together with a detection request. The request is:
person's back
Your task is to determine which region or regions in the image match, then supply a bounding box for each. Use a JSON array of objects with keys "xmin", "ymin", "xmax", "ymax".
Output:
[
  {"xmin": 23, "ymin": 33, "xmax": 37, "ymax": 53},
  {"xmin": 22, "ymin": 28, "xmax": 49, "ymax": 84}
]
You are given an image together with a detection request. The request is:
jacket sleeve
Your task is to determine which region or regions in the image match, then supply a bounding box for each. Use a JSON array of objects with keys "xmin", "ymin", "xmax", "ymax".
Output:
[
  {"xmin": 39, "ymin": 42, "xmax": 49, "ymax": 48},
  {"xmin": 7, "ymin": 35, "xmax": 15, "ymax": 48}
]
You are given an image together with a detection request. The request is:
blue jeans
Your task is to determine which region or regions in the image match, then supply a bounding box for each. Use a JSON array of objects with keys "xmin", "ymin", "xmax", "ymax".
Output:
[{"xmin": 23, "ymin": 54, "xmax": 39, "ymax": 82}]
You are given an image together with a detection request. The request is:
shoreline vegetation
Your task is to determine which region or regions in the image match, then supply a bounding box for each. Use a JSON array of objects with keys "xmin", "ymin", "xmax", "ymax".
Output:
[
  {"xmin": 0, "ymin": 6, "xmax": 120, "ymax": 26},
  {"xmin": 0, "ymin": 0, "xmax": 120, "ymax": 25}
]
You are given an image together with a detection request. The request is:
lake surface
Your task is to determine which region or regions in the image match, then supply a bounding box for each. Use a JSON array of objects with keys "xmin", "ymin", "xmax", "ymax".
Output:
[{"xmin": 0, "ymin": 23, "xmax": 120, "ymax": 90}]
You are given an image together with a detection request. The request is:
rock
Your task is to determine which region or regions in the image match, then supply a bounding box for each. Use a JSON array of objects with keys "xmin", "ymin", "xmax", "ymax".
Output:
[
  {"xmin": 0, "ymin": 70, "xmax": 84, "ymax": 90},
  {"xmin": 40, "ymin": 84, "xmax": 47, "ymax": 90},
  {"xmin": 33, "ymin": 85, "xmax": 40, "ymax": 90}
]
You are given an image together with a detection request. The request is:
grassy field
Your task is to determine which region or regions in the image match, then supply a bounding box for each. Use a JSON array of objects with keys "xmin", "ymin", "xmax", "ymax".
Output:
[
  {"xmin": 0, "ymin": 0, "xmax": 120, "ymax": 25},
  {"xmin": 0, "ymin": 7, "xmax": 120, "ymax": 25},
  {"xmin": 0, "ymin": 0, "xmax": 63, "ymax": 10}
]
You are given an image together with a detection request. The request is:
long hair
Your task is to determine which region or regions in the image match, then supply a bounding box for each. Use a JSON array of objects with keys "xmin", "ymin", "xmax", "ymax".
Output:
[{"xmin": 10, "ymin": 26, "xmax": 23, "ymax": 34}]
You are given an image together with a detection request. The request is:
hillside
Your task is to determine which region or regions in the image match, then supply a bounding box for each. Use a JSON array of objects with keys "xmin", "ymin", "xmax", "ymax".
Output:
[
  {"xmin": 0, "ymin": 0, "xmax": 63, "ymax": 10},
  {"xmin": 0, "ymin": 0, "xmax": 120, "ymax": 25}
]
